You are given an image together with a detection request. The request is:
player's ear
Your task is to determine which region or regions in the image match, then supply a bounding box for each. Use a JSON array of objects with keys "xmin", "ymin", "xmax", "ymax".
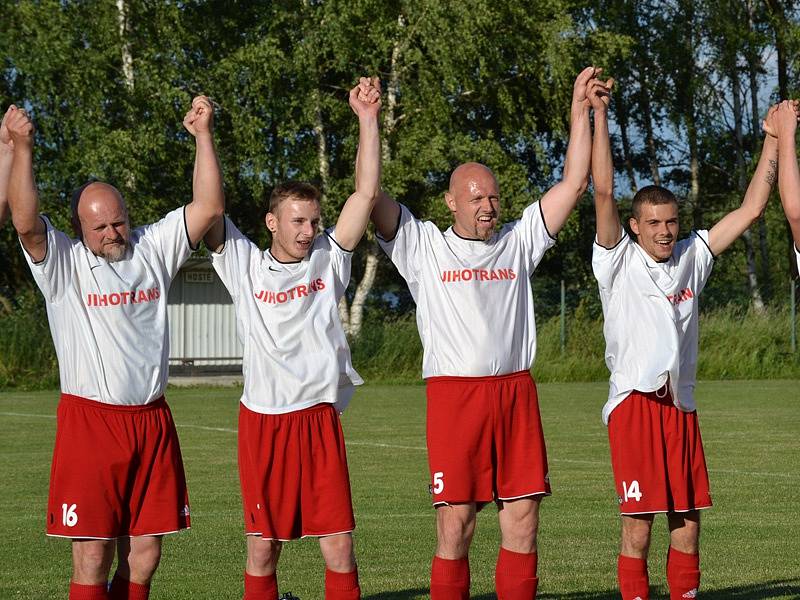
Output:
[
  {"xmin": 444, "ymin": 191, "xmax": 456, "ymax": 213},
  {"xmin": 265, "ymin": 212, "xmax": 277, "ymax": 234},
  {"xmin": 629, "ymin": 216, "xmax": 640, "ymax": 236}
]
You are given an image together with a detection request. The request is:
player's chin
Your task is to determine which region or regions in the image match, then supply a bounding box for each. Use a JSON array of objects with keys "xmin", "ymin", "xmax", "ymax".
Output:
[
  {"xmin": 476, "ymin": 223, "xmax": 495, "ymax": 240},
  {"xmin": 102, "ymin": 243, "xmax": 129, "ymax": 263}
]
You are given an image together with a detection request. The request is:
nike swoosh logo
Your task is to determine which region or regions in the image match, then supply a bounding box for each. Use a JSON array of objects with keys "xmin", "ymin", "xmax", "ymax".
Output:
[{"xmin": 268, "ymin": 266, "xmax": 281, "ymax": 272}]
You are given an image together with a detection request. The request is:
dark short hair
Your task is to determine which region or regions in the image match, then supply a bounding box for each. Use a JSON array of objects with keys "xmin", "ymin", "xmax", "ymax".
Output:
[
  {"xmin": 631, "ymin": 185, "xmax": 678, "ymax": 220},
  {"xmin": 268, "ymin": 181, "xmax": 321, "ymax": 214}
]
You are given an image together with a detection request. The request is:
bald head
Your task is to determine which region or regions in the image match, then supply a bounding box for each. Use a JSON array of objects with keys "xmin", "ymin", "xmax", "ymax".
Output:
[
  {"xmin": 445, "ymin": 162, "xmax": 501, "ymax": 241},
  {"xmin": 449, "ymin": 162, "xmax": 498, "ymax": 195},
  {"xmin": 71, "ymin": 182, "xmax": 131, "ymax": 262}
]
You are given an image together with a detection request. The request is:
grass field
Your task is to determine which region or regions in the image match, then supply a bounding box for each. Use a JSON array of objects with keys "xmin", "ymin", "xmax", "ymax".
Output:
[{"xmin": 1, "ymin": 381, "xmax": 798, "ymax": 599}]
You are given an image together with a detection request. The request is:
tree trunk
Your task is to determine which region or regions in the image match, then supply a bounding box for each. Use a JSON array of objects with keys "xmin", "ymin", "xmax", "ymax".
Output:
[
  {"xmin": 638, "ymin": 85, "xmax": 660, "ymax": 186},
  {"xmin": 732, "ymin": 62, "xmax": 765, "ymax": 312},
  {"xmin": 615, "ymin": 91, "xmax": 638, "ymax": 194},
  {"xmin": 116, "ymin": 0, "xmax": 134, "ymax": 90},
  {"xmin": 340, "ymin": 12, "xmax": 407, "ymax": 338}
]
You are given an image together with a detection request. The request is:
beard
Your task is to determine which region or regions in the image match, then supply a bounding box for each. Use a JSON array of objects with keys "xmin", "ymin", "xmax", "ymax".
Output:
[{"xmin": 102, "ymin": 241, "xmax": 129, "ymax": 263}]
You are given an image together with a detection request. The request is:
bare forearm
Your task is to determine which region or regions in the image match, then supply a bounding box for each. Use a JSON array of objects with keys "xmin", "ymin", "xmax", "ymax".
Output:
[
  {"xmin": 9, "ymin": 148, "xmax": 43, "ymax": 236},
  {"xmin": 354, "ymin": 115, "xmax": 380, "ymax": 201},
  {"xmin": 192, "ymin": 134, "xmax": 224, "ymax": 214},
  {"xmin": 563, "ymin": 105, "xmax": 592, "ymax": 192},
  {"xmin": 778, "ymin": 132, "xmax": 800, "ymax": 243},
  {"xmin": 0, "ymin": 150, "xmax": 11, "ymax": 225}
]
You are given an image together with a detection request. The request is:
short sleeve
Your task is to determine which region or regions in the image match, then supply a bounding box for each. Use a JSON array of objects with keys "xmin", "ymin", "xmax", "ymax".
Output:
[
  {"xmin": 376, "ymin": 204, "xmax": 426, "ymax": 283},
  {"xmin": 22, "ymin": 215, "xmax": 75, "ymax": 303},
  {"xmin": 210, "ymin": 217, "xmax": 257, "ymax": 300},
  {"xmin": 690, "ymin": 230, "xmax": 715, "ymax": 293},
  {"xmin": 323, "ymin": 228, "xmax": 353, "ymax": 294},
  {"xmin": 138, "ymin": 206, "xmax": 194, "ymax": 279},
  {"xmin": 592, "ymin": 230, "xmax": 630, "ymax": 291},
  {"xmin": 511, "ymin": 201, "xmax": 557, "ymax": 271}
]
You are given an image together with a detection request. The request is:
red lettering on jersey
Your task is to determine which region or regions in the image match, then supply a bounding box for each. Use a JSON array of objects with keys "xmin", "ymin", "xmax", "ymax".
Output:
[
  {"xmin": 667, "ymin": 287, "xmax": 694, "ymax": 306},
  {"xmin": 253, "ymin": 279, "xmax": 327, "ymax": 304},
  {"xmin": 86, "ymin": 287, "xmax": 160, "ymax": 308},
  {"xmin": 438, "ymin": 268, "xmax": 518, "ymax": 285}
]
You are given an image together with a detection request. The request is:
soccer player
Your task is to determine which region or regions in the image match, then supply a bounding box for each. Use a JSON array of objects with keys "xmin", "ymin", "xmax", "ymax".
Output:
[
  {"xmin": 773, "ymin": 99, "xmax": 800, "ymax": 275},
  {"xmin": 590, "ymin": 83, "xmax": 779, "ymax": 600},
  {"xmin": 5, "ymin": 97, "xmax": 224, "ymax": 600},
  {"xmin": 370, "ymin": 67, "xmax": 607, "ymax": 599},
  {"xmin": 0, "ymin": 106, "xmax": 13, "ymax": 225},
  {"xmin": 202, "ymin": 78, "xmax": 381, "ymax": 600}
]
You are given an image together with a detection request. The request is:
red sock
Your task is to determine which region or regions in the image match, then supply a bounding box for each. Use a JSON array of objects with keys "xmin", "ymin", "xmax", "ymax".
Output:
[
  {"xmin": 617, "ymin": 554, "xmax": 649, "ymax": 600},
  {"xmin": 325, "ymin": 567, "xmax": 360, "ymax": 600},
  {"xmin": 243, "ymin": 571, "xmax": 278, "ymax": 600},
  {"xmin": 430, "ymin": 556, "xmax": 470, "ymax": 600},
  {"xmin": 108, "ymin": 573, "xmax": 150, "ymax": 600},
  {"xmin": 69, "ymin": 582, "xmax": 109, "ymax": 600},
  {"xmin": 667, "ymin": 547, "xmax": 700, "ymax": 599},
  {"xmin": 495, "ymin": 547, "xmax": 538, "ymax": 599}
]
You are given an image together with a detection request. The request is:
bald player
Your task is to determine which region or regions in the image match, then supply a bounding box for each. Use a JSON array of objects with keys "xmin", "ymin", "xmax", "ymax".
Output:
[
  {"xmin": 370, "ymin": 67, "xmax": 607, "ymax": 599},
  {"xmin": 0, "ymin": 107, "xmax": 13, "ymax": 225},
  {"xmin": 773, "ymin": 99, "xmax": 800, "ymax": 275},
  {"xmin": 5, "ymin": 97, "xmax": 224, "ymax": 600},
  {"xmin": 591, "ymin": 84, "xmax": 779, "ymax": 600},
  {"xmin": 203, "ymin": 78, "xmax": 380, "ymax": 600}
]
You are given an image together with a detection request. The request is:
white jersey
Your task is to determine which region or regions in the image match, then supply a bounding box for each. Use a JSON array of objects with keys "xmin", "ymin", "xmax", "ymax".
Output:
[
  {"xmin": 23, "ymin": 207, "xmax": 193, "ymax": 405},
  {"xmin": 211, "ymin": 218, "xmax": 362, "ymax": 415},
  {"xmin": 378, "ymin": 202, "xmax": 556, "ymax": 378},
  {"xmin": 592, "ymin": 230, "xmax": 714, "ymax": 424},
  {"xmin": 795, "ymin": 245, "xmax": 800, "ymax": 274}
]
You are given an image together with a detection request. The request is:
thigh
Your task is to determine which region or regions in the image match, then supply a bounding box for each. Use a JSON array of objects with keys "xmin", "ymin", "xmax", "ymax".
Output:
[
  {"xmin": 426, "ymin": 380, "xmax": 494, "ymax": 505},
  {"xmin": 495, "ymin": 374, "xmax": 551, "ymax": 500}
]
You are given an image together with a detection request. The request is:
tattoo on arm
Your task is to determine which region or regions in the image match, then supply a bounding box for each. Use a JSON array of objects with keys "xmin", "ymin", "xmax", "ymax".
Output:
[{"xmin": 766, "ymin": 159, "xmax": 777, "ymax": 187}]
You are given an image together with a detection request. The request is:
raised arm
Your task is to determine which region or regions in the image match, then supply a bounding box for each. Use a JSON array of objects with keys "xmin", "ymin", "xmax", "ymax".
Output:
[
  {"xmin": 0, "ymin": 107, "xmax": 14, "ymax": 226},
  {"xmin": 707, "ymin": 107, "xmax": 779, "ymax": 256},
  {"xmin": 774, "ymin": 100, "xmax": 800, "ymax": 250},
  {"xmin": 334, "ymin": 77, "xmax": 382, "ymax": 250},
  {"xmin": 6, "ymin": 106, "xmax": 46, "ymax": 261},
  {"xmin": 539, "ymin": 66, "xmax": 602, "ymax": 235},
  {"xmin": 589, "ymin": 76, "xmax": 620, "ymax": 247},
  {"xmin": 183, "ymin": 95, "xmax": 225, "ymax": 249}
]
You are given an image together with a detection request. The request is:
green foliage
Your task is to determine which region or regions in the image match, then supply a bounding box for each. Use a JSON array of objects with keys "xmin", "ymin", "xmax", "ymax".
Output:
[{"xmin": 0, "ymin": 290, "xmax": 58, "ymax": 389}]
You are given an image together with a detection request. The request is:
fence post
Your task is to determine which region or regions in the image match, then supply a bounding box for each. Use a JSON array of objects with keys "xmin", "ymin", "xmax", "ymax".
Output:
[{"xmin": 560, "ymin": 279, "xmax": 566, "ymax": 355}]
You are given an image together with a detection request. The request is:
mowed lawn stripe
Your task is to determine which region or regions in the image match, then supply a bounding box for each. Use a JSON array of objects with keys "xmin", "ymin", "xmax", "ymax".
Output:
[{"xmin": 1, "ymin": 381, "xmax": 798, "ymax": 599}]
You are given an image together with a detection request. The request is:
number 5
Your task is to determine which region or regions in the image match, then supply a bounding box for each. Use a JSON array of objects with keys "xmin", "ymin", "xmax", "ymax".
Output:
[{"xmin": 433, "ymin": 472, "xmax": 444, "ymax": 494}]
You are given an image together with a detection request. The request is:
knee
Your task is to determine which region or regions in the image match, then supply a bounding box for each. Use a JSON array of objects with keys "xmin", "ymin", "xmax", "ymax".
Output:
[
  {"xmin": 436, "ymin": 508, "xmax": 476, "ymax": 558},
  {"xmin": 247, "ymin": 538, "xmax": 281, "ymax": 574},
  {"xmin": 126, "ymin": 542, "xmax": 162, "ymax": 583},
  {"xmin": 320, "ymin": 534, "xmax": 356, "ymax": 572},
  {"xmin": 72, "ymin": 541, "xmax": 115, "ymax": 584},
  {"xmin": 621, "ymin": 519, "xmax": 653, "ymax": 557}
]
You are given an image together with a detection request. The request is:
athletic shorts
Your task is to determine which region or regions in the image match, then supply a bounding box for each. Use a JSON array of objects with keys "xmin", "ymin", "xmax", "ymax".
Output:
[
  {"xmin": 47, "ymin": 393, "xmax": 190, "ymax": 539},
  {"xmin": 425, "ymin": 370, "xmax": 551, "ymax": 506},
  {"xmin": 238, "ymin": 402, "xmax": 355, "ymax": 541},
  {"xmin": 608, "ymin": 389, "xmax": 712, "ymax": 515}
]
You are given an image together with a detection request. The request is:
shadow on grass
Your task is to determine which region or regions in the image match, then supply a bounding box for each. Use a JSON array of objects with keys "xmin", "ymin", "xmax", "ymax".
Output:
[{"xmin": 364, "ymin": 578, "xmax": 800, "ymax": 599}]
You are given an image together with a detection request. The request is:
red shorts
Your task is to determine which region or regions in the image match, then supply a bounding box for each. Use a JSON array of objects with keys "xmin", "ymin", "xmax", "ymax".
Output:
[
  {"xmin": 47, "ymin": 394, "xmax": 190, "ymax": 539},
  {"xmin": 425, "ymin": 370, "xmax": 551, "ymax": 506},
  {"xmin": 238, "ymin": 402, "xmax": 355, "ymax": 541},
  {"xmin": 608, "ymin": 390, "xmax": 712, "ymax": 515}
]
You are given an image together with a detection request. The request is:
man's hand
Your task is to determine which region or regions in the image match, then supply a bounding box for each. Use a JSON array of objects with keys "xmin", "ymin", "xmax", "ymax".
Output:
[
  {"xmin": 0, "ymin": 105, "xmax": 17, "ymax": 155},
  {"xmin": 183, "ymin": 96, "xmax": 214, "ymax": 138},
  {"xmin": 572, "ymin": 66, "xmax": 599, "ymax": 111},
  {"xmin": 349, "ymin": 76, "xmax": 381, "ymax": 120},
  {"xmin": 587, "ymin": 74, "xmax": 614, "ymax": 113},
  {"xmin": 773, "ymin": 99, "xmax": 799, "ymax": 140},
  {"xmin": 5, "ymin": 105, "xmax": 34, "ymax": 151}
]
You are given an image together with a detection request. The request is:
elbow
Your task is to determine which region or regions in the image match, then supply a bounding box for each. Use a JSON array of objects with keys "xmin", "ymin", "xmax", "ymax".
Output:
[{"xmin": 574, "ymin": 173, "xmax": 590, "ymax": 197}]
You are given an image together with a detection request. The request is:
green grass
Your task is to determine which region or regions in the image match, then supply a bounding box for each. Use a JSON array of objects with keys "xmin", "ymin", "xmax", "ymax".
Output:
[{"xmin": 1, "ymin": 381, "xmax": 799, "ymax": 599}]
